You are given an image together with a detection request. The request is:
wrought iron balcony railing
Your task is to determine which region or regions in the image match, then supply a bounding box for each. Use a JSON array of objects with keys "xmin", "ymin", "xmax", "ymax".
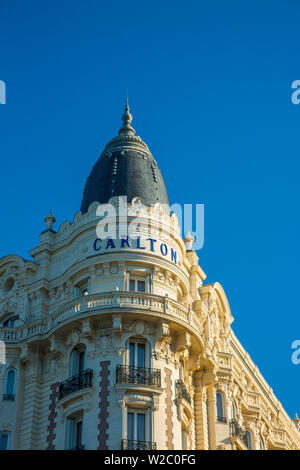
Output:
[
  {"xmin": 59, "ymin": 369, "xmax": 93, "ymax": 400},
  {"xmin": 121, "ymin": 439, "xmax": 157, "ymax": 450},
  {"xmin": 116, "ymin": 365, "xmax": 161, "ymax": 388},
  {"xmin": 229, "ymin": 419, "xmax": 248, "ymax": 448},
  {"xmin": 2, "ymin": 394, "xmax": 15, "ymax": 401},
  {"xmin": 175, "ymin": 379, "xmax": 192, "ymax": 405}
]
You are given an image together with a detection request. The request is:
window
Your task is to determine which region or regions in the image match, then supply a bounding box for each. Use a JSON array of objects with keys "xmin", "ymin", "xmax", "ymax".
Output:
[
  {"xmin": 128, "ymin": 340, "xmax": 146, "ymax": 368},
  {"xmin": 73, "ymin": 280, "xmax": 89, "ymax": 299},
  {"xmin": 66, "ymin": 416, "xmax": 83, "ymax": 450},
  {"xmin": 129, "ymin": 278, "xmax": 146, "ymax": 293},
  {"xmin": 0, "ymin": 433, "xmax": 10, "ymax": 450},
  {"xmin": 216, "ymin": 392, "xmax": 225, "ymax": 422},
  {"xmin": 3, "ymin": 316, "xmax": 18, "ymax": 327},
  {"xmin": 127, "ymin": 410, "xmax": 147, "ymax": 443},
  {"xmin": 3, "ymin": 369, "xmax": 16, "ymax": 401},
  {"xmin": 231, "ymin": 399, "xmax": 238, "ymax": 420},
  {"xmin": 259, "ymin": 435, "xmax": 265, "ymax": 450},
  {"xmin": 70, "ymin": 346, "xmax": 85, "ymax": 377},
  {"xmin": 245, "ymin": 430, "xmax": 252, "ymax": 450}
]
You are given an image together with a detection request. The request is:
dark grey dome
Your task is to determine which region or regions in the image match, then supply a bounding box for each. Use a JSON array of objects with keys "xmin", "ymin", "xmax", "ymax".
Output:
[{"xmin": 81, "ymin": 100, "xmax": 169, "ymax": 213}]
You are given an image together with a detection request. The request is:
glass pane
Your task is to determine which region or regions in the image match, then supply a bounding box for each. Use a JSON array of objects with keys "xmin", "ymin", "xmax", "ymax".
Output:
[
  {"xmin": 78, "ymin": 351, "xmax": 85, "ymax": 373},
  {"xmin": 129, "ymin": 280, "xmax": 135, "ymax": 291},
  {"xmin": 0, "ymin": 434, "xmax": 8, "ymax": 450},
  {"xmin": 6, "ymin": 370, "xmax": 15, "ymax": 395},
  {"xmin": 67, "ymin": 419, "xmax": 76, "ymax": 450},
  {"xmin": 246, "ymin": 430, "xmax": 252, "ymax": 449},
  {"xmin": 137, "ymin": 343, "xmax": 145, "ymax": 368},
  {"xmin": 137, "ymin": 281, "xmax": 145, "ymax": 292},
  {"xmin": 127, "ymin": 413, "xmax": 134, "ymax": 441},
  {"xmin": 76, "ymin": 421, "xmax": 82, "ymax": 448},
  {"xmin": 216, "ymin": 393, "xmax": 223, "ymax": 418},
  {"xmin": 137, "ymin": 414, "xmax": 145, "ymax": 442},
  {"xmin": 70, "ymin": 350, "xmax": 79, "ymax": 377},
  {"xmin": 129, "ymin": 342, "xmax": 135, "ymax": 368}
]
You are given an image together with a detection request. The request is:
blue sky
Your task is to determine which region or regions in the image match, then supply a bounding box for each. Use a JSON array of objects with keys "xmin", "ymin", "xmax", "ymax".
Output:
[{"xmin": 0, "ymin": 0, "xmax": 299, "ymax": 418}]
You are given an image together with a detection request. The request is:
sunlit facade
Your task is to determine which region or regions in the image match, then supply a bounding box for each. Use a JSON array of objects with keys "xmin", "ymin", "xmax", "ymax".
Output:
[{"xmin": 0, "ymin": 103, "xmax": 299, "ymax": 450}]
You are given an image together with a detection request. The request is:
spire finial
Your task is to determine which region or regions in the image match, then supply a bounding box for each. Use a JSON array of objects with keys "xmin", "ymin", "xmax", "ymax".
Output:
[
  {"xmin": 118, "ymin": 94, "xmax": 136, "ymax": 137},
  {"xmin": 44, "ymin": 210, "xmax": 56, "ymax": 231}
]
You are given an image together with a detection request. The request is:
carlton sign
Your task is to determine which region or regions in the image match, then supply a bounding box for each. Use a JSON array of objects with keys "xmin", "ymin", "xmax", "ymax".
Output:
[{"xmin": 93, "ymin": 236, "xmax": 178, "ymax": 265}]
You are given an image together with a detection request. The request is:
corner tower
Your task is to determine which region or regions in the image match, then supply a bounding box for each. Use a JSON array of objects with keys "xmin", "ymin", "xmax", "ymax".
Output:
[{"xmin": 81, "ymin": 99, "xmax": 169, "ymax": 212}]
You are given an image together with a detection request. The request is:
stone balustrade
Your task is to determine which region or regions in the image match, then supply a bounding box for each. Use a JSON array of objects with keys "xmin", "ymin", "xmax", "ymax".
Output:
[{"xmin": 0, "ymin": 291, "xmax": 201, "ymax": 343}]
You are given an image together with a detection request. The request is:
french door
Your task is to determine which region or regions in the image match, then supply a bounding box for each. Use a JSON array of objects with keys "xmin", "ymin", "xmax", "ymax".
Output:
[{"xmin": 127, "ymin": 411, "xmax": 146, "ymax": 443}]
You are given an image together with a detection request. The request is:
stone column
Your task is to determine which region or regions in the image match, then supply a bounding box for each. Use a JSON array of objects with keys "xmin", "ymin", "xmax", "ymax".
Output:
[
  {"xmin": 193, "ymin": 371, "xmax": 208, "ymax": 449},
  {"xmin": 205, "ymin": 379, "xmax": 217, "ymax": 450}
]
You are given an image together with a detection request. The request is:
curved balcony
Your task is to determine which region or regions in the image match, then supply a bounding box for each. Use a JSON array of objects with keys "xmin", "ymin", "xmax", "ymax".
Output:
[
  {"xmin": 58, "ymin": 369, "xmax": 93, "ymax": 400},
  {"xmin": 175, "ymin": 379, "xmax": 191, "ymax": 404},
  {"xmin": 0, "ymin": 291, "xmax": 202, "ymax": 343},
  {"xmin": 229, "ymin": 419, "xmax": 248, "ymax": 448}
]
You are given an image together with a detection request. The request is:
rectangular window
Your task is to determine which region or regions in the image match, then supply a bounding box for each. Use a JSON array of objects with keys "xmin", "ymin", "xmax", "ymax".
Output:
[
  {"xmin": 66, "ymin": 417, "xmax": 83, "ymax": 450},
  {"xmin": 129, "ymin": 341, "xmax": 146, "ymax": 368},
  {"xmin": 127, "ymin": 411, "xmax": 146, "ymax": 442},
  {"xmin": 137, "ymin": 280, "xmax": 145, "ymax": 292},
  {"xmin": 128, "ymin": 277, "xmax": 146, "ymax": 293},
  {"xmin": 0, "ymin": 434, "xmax": 9, "ymax": 450}
]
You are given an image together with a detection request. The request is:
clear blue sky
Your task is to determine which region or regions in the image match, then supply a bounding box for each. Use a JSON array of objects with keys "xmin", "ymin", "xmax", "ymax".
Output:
[{"xmin": 0, "ymin": 0, "xmax": 299, "ymax": 418}]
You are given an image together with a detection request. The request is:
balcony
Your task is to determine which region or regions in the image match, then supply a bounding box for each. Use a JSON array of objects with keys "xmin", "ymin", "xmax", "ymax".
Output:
[
  {"xmin": 121, "ymin": 439, "xmax": 156, "ymax": 450},
  {"xmin": 2, "ymin": 394, "xmax": 15, "ymax": 401},
  {"xmin": 0, "ymin": 291, "xmax": 203, "ymax": 344},
  {"xmin": 175, "ymin": 379, "xmax": 191, "ymax": 405},
  {"xmin": 116, "ymin": 365, "xmax": 161, "ymax": 388},
  {"xmin": 229, "ymin": 419, "xmax": 248, "ymax": 448},
  {"xmin": 70, "ymin": 445, "xmax": 85, "ymax": 450},
  {"xmin": 59, "ymin": 369, "xmax": 93, "ymax": 400}
]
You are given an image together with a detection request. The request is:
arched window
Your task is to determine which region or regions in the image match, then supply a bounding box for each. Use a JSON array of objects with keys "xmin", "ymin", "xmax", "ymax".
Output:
[
  {"xmin": 245, "ymin": 430, "xmax": 252, "ymax": 450},
  {"xmin": 231, "ymin": 399, "xmax": 238, "ymax": 421},
  {"xmin": 3, "ymin": 315, "xmax": 18, "ymax": 327},
  {"xmin": 259, "ymin": 435, "xmax": 265, "ymax": 450},
  {"xmin": 3, "ymin": 369, "xmax": 16, "ymax": 401},
  {"xmin": 216, "ymin": 392, "xmax": 225, "ymax": 422},
  {"xmin": 70, "ymin": 345, "xmax": 86, "ymax": 377}
]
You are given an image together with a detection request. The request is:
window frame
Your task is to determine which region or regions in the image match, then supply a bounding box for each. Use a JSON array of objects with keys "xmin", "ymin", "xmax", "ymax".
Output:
[
  {"xmin": 126, "ymin": 272, "xmax": 151, "ymax": 293},
  {"xmin": 125, "ymin": 408, "xmax": 151, "ymax": 443},
  {"xmin": 0, "ymin": 432, "xmax": 10, "ymax": 450},
  {"xmin": 65, "ymin": 414, "xmax": 84, "ymax": 450},
  {"xmin": 245, "ymin": 429, "xmax": 252, "ymax": 450},
  {"xmin": 216, "ymin": 391, "xmax": 225, "ymax": 421},
  {"xmin": 3, "ymin": 315, "xmax": 19, "ymax": 328},
  {"xmin": 3, "ymin": 368, "xmax": 17, "ymax": 400},
  {"xmin": 126, "ymin": 338, "xmax": 149, "ymax": 369},
  {"xmin": 69, "ymin": 346, "xmax": 86, "ymax": 378}
]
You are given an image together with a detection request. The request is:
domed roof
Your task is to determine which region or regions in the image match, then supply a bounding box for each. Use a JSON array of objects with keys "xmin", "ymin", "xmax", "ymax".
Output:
[{"xmin": 80, "ymin": 100, "xmax": 169, "ymax": 213}]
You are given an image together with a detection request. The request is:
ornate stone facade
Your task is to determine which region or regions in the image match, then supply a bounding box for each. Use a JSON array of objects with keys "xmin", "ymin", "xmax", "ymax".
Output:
[{"xmin": 0, "ymin": 106, "xmax": 299, "ymax": 451}]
